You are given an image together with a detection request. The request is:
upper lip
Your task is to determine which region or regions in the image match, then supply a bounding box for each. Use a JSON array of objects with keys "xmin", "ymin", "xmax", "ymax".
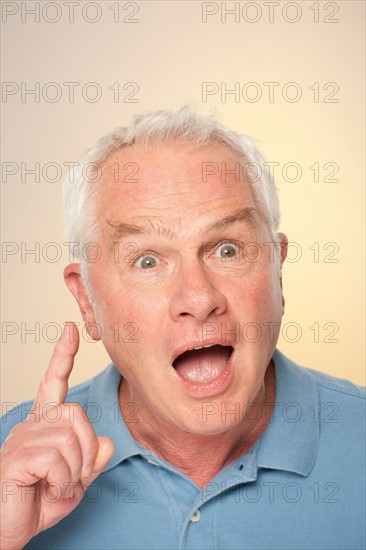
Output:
[{"xmin": 171, "ymin": 339, "xmax": 235, "ymax": 364}]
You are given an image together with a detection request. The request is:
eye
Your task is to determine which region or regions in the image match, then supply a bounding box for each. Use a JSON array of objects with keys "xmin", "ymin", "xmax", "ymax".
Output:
[
  {"xmin": 135, "ymin": 254, "xmax": 158, "ymax": 269},
  {"xmin": 216, "ymin": 241, "xmax": 240, "ymax": 260}
]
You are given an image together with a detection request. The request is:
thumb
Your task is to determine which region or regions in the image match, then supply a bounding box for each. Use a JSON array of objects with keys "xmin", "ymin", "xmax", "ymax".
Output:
[{"xmin": 86, "ymin": 436, "xmax": 115, "ymax": 485}]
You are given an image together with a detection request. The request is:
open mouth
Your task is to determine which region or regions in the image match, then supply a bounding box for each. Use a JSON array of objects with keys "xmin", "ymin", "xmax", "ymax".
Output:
[{"xmin": 172, "ymin": 344, "xmax": 234, "ymax": 384}]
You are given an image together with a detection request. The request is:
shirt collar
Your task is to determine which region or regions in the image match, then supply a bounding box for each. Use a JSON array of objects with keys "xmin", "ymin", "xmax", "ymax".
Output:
[
  {"xmin": 87, "ymin": 348, "xmax": 320, "ymax": 476},
  {"xmin": 86, "ymin": 365, "xmax": 143, "ymax": 472},
  {"xmin": 256, "ymin": 348, "xmax": 320, "ymax": 476}
]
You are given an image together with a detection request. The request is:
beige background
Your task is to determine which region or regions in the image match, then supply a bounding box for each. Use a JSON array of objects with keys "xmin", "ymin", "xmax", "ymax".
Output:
[{"xmin": 1, "ymin": 0, "xmax": 365, "ymax": 406}]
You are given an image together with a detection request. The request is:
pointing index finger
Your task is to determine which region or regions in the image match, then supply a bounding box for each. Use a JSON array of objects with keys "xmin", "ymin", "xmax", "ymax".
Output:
[{"xmin": 33, "ymin": 322, "xmax": 80, "ymax": 409}]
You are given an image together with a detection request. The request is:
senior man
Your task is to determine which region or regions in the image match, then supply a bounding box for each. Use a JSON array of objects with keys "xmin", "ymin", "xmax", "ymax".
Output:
[{"xmin": 1, "ymin": 106, "xmax": 365, "ymax": 550}]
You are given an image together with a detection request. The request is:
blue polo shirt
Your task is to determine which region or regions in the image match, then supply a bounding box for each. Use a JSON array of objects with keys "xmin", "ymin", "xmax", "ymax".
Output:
[{"xmin": 1, "ymin": 349, "xmax": 365, "ymax": 549}]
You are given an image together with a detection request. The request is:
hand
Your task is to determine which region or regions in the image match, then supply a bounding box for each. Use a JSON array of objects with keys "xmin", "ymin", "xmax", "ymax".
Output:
[{"xmin": 0, "ymin": 322, "xmax": 115, "ymax": 550}]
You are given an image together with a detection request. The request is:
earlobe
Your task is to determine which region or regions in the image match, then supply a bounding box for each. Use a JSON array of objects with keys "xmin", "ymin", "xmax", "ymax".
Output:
[{"xmin": 63, "ymin": 263, "xmax": 101, "ymax": 341}]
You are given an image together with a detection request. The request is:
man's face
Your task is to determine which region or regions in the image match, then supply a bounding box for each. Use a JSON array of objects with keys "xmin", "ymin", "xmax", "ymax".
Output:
[{"xmin": 75, "ymin": 143, "xmax": 287, "ymax": 435}]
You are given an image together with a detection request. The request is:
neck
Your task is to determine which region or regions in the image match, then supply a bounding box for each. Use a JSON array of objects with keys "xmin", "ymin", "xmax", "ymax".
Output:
[{"xmin": 119, "ymin": 362, "xmax": 275, "ymax": 489}]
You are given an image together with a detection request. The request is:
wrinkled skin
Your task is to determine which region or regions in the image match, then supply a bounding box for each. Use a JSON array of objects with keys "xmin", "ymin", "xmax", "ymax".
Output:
[{"xmin": 65, "ymin": 143, "xmax": 288, "ymax": 485}]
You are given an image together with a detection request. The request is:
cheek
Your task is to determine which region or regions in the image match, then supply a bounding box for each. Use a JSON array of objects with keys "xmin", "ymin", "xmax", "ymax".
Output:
[
  {"xmin": 91, "ymin": 281, "xmax": 165, "ymax": 356},
  {"xmin": 226, "ymin": 263, "xmax": 283, "ymax": 330},
  {"xmin": 232, "ymin": 266, "xmax": 274, "ymax": 305}
]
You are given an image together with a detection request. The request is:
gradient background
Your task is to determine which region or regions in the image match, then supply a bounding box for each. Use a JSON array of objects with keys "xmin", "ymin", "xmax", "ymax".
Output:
[{"xmin": 1, "ymin": 0, "xmax": 365, "ymax": 406}]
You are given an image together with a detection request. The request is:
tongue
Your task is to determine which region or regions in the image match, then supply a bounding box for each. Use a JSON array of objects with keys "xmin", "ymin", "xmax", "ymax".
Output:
[{"xmin": 173, "ymin": 345, "xmax": 231, "ymax": 384}]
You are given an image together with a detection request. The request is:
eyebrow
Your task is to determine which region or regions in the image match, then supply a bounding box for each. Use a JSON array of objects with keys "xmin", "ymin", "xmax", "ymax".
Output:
[
  {"xmin": 107, "ymin": 218, "xmax": 175, "ymax": 245},
  {"xmin": 107, "ymin": 207, "xmax": 258, "ymax": 248},
  {"xmin": 205, "ymin": 207, "xmax": 258, "ymax": 233}
]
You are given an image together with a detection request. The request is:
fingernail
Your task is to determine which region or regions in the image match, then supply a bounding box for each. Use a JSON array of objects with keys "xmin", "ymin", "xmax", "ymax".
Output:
[{"xmin": 61, "ymin": 324, "xmax": 69, "ymax": 341}]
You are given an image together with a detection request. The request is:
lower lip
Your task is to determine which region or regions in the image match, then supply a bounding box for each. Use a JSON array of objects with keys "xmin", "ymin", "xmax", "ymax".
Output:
[{"xmin": 174, "ymin": 350, "xmax": 234, "ymax": 399}]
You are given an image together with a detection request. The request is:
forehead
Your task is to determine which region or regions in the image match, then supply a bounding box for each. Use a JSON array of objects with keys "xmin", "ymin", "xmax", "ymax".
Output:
[{"xmin": 94, "ymin": 143, "xmax": 256, "ymax": 223}]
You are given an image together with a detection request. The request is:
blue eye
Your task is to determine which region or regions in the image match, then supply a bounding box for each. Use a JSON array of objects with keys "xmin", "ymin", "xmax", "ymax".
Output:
[
  {"xmin": 136, "ymin": 255, "xmax": 157, "ymax": 269},
  {"xmin": 217, "ymin": 242, "xmax": 239, "ymax": 260}
]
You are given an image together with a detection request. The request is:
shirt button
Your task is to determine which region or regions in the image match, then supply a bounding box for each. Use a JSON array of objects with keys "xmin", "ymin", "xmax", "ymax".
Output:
[{"xmin": 190, "ymin": 509, "xmax": 201, "ymax": 523}]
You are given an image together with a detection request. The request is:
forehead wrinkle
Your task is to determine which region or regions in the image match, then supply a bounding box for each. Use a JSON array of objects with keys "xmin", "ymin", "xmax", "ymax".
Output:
[
  {"xmin": 107, "ymin": 207, "xmax": 259, "ymax": 251},
  {"xmin": 204, "ymin": 207, "xmax": 258, "ymax": 234}
]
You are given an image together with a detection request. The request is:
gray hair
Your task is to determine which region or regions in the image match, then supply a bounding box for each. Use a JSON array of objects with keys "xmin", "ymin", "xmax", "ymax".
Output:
[{"xmin": 63, "ymin": 104, "xmax": 280, "ymax": 300}]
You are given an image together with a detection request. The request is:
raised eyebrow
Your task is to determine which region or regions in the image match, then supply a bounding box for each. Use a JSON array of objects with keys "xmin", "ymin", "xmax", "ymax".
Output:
[
  {"xmin": 107, "ymin": 220, "xmax": 148, "ymax": 238},
  {"xmin": 204, "ymin": 207, "xmax": 258, "ymax": 234},
  {"xmin": 107, "ymin": 207, "xmax": 258, "ymax": 250},
  {"xmin": 107, "ymin": 219, "xmax": 174, "ymax": 250}
]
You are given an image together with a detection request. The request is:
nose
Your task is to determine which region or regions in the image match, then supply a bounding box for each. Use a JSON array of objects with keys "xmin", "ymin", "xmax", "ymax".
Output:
[{"xmin": 169, "ymin": 260, "xmax": 227, "ymax": 323}]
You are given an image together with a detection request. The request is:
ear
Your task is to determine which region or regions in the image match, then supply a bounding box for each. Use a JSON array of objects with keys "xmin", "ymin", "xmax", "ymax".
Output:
[
  {"xmin": 277, "ymin": 233, "xmax": 288, "ymax": 312},
  {"xmin": 278, "ymin": 233, "xmax": 288, "ymax": 266},
  {"xmin": 63, "ymin": 263, "xmax": 101, "ymax": 341}
]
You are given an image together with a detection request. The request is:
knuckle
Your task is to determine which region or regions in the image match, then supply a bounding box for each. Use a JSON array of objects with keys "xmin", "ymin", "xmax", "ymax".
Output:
[
  {"xmin": 53, "ymin": 370, "xmax": 69, "ymax": 385},
  {"xmin": 55, "ymin": 427, "xmax": 79, "ymax": 448},
  {"xmin": 43, "ymin": 446, "xmax": 64, "ymax": 465}
]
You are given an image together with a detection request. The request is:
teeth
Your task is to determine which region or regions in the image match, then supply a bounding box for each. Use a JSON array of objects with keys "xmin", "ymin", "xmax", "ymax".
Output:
[{"xmin": 192, "ymin": 344, "xmax": 215, "ymax": 350}]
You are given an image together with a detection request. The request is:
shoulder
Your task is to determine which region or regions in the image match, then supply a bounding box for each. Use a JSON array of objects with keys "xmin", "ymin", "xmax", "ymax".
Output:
[
  {"xmin": 273, "ymin": 349, "xmax": 365, "ymax": 437},
  {"xmin": 303, "ymin": 365, "xmax": 365, "ymax": 437},
  {"xmin": 304, "ymin": 364, "xmax": 365, "ymax": 400},
  {"xmin": 274, "ymin": 348, "xmax": 365, "ymax": 400}
]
